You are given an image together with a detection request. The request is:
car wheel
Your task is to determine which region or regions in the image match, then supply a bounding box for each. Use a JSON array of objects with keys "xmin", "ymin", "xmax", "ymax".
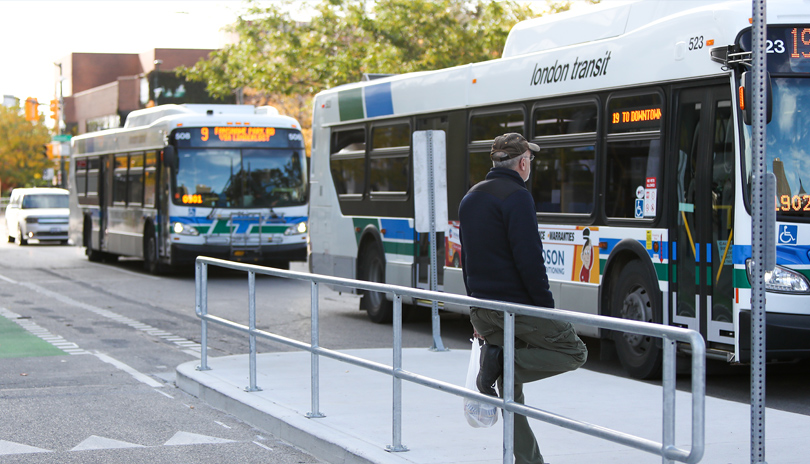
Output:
[
  {"xmin": 611, "ymin": 263, "xmax": 662, "ymax": 380},
  {"xmin": 359, "ymin": 243, "xmax": 393, "ymax": 324},
  {"xmin": 16, "ymin": 225, "xmax": 28, "ymax": 246}
]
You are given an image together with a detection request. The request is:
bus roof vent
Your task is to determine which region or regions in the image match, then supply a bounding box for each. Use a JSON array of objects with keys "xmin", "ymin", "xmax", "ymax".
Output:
[
  {"xmin": 123, "ymin": 104, "xmax": 191, "ymax": 128},
  {"xmin": 182, "ymin": 104, "xmax": 255, "ymax": 115},
  {"xmin": 255, "ymin": 106, "xmax": 280, "ymax": 116},
  {"xmin": 362, "ymin": 73, "xmax": 396, "ymax": 81}
]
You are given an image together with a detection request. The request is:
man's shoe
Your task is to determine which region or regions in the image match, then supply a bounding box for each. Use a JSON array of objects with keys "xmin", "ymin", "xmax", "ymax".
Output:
[{"xmin": 476, "ymin": 343, "xmax": 503, "ymax": 396}]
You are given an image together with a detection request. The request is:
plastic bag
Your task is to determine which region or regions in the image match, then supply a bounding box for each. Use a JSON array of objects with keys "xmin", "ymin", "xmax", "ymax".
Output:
[{"xmin": 463, "ymin": 338, "xmax": 499, "ymax": 428}]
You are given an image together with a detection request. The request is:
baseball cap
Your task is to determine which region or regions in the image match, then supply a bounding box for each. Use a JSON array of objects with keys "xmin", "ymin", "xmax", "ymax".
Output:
[{"xmin": 490, "ymin": 133, "xmax": 540, "ymax": 161}]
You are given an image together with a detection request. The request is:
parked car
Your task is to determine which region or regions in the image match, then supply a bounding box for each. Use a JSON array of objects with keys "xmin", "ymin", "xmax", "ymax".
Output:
[{"xmin": 5, "ymin": 188, "xmax": 70, "ymax": 245}]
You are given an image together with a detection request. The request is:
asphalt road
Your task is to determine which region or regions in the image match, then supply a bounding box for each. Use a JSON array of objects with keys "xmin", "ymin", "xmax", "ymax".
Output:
[{"xmin": 1, "ymin": 232, "xmax": 809, "ymax": 463}]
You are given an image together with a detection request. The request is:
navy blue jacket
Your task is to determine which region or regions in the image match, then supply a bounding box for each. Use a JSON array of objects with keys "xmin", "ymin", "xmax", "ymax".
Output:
[{"xmin": 459, "ymin": 168, "xmax": 554, "ymax": 309}]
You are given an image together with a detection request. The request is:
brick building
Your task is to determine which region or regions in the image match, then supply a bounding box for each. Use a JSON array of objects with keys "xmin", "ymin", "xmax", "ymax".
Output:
[{"xmin": 57, "ymin": 48, "xmax": 233, "ymax": 135}]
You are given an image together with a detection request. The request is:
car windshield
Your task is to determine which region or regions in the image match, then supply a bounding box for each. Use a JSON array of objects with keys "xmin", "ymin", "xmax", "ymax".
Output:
[
  {"xmin": 21, "ymin": 194, "xmax": 68, "ymax": 209},
  {"xmin": 173, "ymin": 147, "xmax": 307, "ymax": 208},
  {"xmin": 744, "ymin": 77, "xmax": 810, "ymax": 219}
]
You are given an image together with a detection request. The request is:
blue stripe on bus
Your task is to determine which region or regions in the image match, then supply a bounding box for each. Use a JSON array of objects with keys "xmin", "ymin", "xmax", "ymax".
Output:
[
  {"xmin": 734, "ymin": 244, "xmax": 810, "ymax": 265},
  {"xmin": 364, "ymin": 82, "xmax": 394, "ymax": 118},
  {"xmin": 599, "ymin": 237, "xmax": 669, "ymax": 260},
  {"xmin": 380, "ymin": 218, "xmax": 412, "ymax": 240}
]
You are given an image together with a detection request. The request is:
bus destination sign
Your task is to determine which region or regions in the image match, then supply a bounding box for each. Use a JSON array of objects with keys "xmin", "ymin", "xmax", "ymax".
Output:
[
  {"xmin": 609, "ymin": 105, "xmax": 662, "ymax": 133},
  {"xmin": 173, "ymin": 127, "xmax": 304, "ymax": 149}
]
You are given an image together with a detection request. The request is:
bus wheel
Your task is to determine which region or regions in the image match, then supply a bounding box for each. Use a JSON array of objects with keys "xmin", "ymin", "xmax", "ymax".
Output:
[
  {"xmin": 359, "ymin": 244, "xmax": 393, "ymax": 324},
  {"xmin": 144, "ymin": 231, "xmax": 163, "ymax": 275},
  {"xmin": 611, "ymin": 263, "xmax": 662, "ymax": 380}
]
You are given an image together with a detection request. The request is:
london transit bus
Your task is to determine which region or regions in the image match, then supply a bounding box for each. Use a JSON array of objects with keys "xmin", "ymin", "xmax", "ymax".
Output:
[
  {"xmin": 69, "ymin": 104, "xmax": 308, "ymax": 274},
  {"xmin": 308, "ymin": 0, "xmax": 810, "ymax": 378}
]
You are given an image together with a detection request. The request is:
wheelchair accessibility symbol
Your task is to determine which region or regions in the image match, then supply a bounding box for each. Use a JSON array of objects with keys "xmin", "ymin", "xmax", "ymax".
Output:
[{"xmin": 778, "ymin": 224, "xmax": 798, "ymax": 245}]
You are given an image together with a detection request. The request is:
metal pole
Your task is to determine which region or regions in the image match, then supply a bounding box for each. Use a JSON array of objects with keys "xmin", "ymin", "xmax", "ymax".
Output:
[
  {"xmin": 750, "ymin": 1, "xmax": 768, "ymax": 462},
  {"xmin": 387, "ymin": 294, "xmax": 408, "ymax": 452},
  {"xmin": 197, "ymin": 261, "xmax": 210, "ymax": 371},
  {"xmin": 503, "ymin": 311, "xmax": 515, "ymax": 464},
  {"xmin": 662, "ymin": 336, "xmax": 676, "ymax": 464},
  {"xmin": 427, "ymin": 130, "xmax": 447, "ymax": 352},
  {"xmin": 307, "ymin": 281, "xmax": 325, "ymax": 418},
  {"xmin": 246, "ymin": 271, "xmax": 262, "ymax": 392}
]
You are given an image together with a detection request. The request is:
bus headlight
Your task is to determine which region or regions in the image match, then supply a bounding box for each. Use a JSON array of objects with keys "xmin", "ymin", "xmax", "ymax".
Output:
[
  {"xmin": 746, "ymin": 259, "xmax": 810, "ymax": 293},
  {"xmin": 284, "ymin": 221, "xmax": 307, "ymax": 236},
  {"xmin": 172, "ymin": 221, "xmax": 199, "ymax": 236}
]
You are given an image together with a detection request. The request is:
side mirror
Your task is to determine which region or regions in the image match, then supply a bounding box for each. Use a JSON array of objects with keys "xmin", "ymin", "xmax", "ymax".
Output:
[
  {"xmin": 740, "ymin": 71, "xmax": 773, "ymax": 125},
  {"xmin": 163, "ymin": 145, "xmax": 177, "ymax": 170}
]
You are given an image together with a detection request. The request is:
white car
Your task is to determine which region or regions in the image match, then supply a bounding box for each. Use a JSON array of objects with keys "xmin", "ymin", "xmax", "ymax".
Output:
[{"xmin": 5, "ymin": 188, "xmax": 70, "ymax": 245}]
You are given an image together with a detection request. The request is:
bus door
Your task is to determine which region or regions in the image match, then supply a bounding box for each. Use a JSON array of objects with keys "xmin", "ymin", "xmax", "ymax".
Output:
[
  {"xmin": 98, "ymin": 154, "xmax": 111, "ymax": 251},
  {"xmin": 414, "ymin": 116, "xmax": 448, "ymax": 290},
  {"xmin": 672, "ymin": 85, "xmax": 736, "ymax": 350}
]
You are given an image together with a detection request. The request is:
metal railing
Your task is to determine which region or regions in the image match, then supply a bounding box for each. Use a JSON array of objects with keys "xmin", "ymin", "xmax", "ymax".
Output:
[{"xmin": 195, "ymin": 256, "xmax": 705, "ymax": 464}]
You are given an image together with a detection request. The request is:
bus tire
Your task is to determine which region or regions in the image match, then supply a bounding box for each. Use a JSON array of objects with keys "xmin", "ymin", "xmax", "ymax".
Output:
[
  {"xmin": 144, "ymin": 229, "xmax": 164, "ymax": 275},
  {"xmin": 611, "ymin": 263, "xmax": 662, "ymax": 380},
  {"xmin": 359, "ymin": 244, "xmax": 393, "ymax": 324}
]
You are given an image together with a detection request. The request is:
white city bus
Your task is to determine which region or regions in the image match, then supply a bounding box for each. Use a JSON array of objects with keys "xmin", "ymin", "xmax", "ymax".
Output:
[
  {"xmin": 69, "ymin": 104, "xmax": 308, "ymax": 273},
  {"xmin": 308, "ymin": 0, "xmax": 810, "ymax": 378}
]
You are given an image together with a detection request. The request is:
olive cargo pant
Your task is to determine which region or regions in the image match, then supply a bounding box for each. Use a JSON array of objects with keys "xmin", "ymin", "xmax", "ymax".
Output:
[{"xmin": 470, "ymin": 307, "xmax": 588, "ymax": 464}]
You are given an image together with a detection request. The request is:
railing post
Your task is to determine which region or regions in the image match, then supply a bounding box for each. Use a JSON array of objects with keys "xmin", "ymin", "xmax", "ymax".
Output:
[
  {"xmin": 196, "ymin": 260, "xmax": 210, "ymax": 371},
  {"xmin": 307, "ymin": 281, "xmax": 325, "ymax": 418},
  {"xmin": 246, "ymin": 271, "xmax": 262, "ymax": 392},
  {"xmin": 386, "ymin": 294, "xmax": 408, "ymax": 452},
  {"xmin": 503, "ymin": 311, "xmax": 515, "ymax": 464},
  {"xmin": 662, "ymin": 335, "xmax": 676, "ymax": 464}
]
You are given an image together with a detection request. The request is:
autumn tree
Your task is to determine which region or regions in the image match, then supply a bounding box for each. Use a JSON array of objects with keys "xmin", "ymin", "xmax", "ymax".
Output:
[
  {"xmin": 0, "ymin": 105, "xmax": 52, "ymax": 195},
  {"xmin": 180, "ymin": 0, "xmax": 585, "ymax": 143}
]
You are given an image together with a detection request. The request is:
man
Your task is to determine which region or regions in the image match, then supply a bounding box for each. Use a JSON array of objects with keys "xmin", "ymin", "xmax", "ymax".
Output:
[{"xmin": 459, "ymin": 132, "xmax": 588, "ymax": 464}]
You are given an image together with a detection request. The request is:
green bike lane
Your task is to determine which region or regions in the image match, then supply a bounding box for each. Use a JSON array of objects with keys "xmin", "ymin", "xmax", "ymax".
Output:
[{"xmin": 0, "ymin": 309, "xmax": 72, "ymax": 359}]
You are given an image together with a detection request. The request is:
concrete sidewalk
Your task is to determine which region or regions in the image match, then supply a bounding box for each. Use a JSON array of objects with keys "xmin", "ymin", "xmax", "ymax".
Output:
[{"xmin": 177, "ymin": 348, "xmax": 809, "ymax": 464}]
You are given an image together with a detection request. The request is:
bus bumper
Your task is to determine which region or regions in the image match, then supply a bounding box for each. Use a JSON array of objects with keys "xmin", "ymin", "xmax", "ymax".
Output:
[
  {"xmin": 170, "ymin": 242, "xmax": 307, "ymax": 266},
  {"xmin": 738, "ymin": 310, "xmax": 810, "ymax": 363}
]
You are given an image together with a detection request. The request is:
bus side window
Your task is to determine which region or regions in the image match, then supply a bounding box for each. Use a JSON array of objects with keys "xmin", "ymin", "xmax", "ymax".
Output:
[
  {"xmin": 369, "ymin": 123, "xmax": 410, "ymax": 195},
  {"xmin": 113, "ymin": 154, "xmax": 129, "ymax": 205},
  {"xmin": 468, "ymin": 109, "xmax": 526, "ymax": 187},
  {"xmin": 330, "ymin": 128, "xmax": 366, "ymax": 197}
]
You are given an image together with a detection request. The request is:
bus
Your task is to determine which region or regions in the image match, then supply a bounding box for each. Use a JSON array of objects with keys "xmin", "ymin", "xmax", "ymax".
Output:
[
  {"xmin": 307, "ymin": 0, "xmax": 810, "ymax": 379},
  {"xmin": 69, "ymin": 104, "xmax": 308, "ymax": 273}
]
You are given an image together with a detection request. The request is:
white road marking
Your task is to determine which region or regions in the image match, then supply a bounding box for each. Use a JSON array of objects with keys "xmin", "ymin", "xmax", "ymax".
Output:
[
  {"xmin": 214, "ymin": 421, "xmax": 232, "ymax": 429},
  {"xmin": 0, "ymin": 439, "xmax": 50, "ymax": 455},
  {"xmin": 155, "ymin": 389, "xmax": 175, "ymax": 399},
  {"xmin": 0, "ymin": 307, "xmax": 89, "ymax": 355},
  {"xmin": 92, "ymin": 351, "xmax": 163, "ymax": 388},
  {"xmin": 164, "ymin": 431, "xmax": 236, "ymax": 446},
  {"xmin": 253, "ymin": 441, "xmax": 273, "ymax": 451},
  {"xmin": 0, "ymin": 273, "xmax": 18, "ymax": 284},
  {"xmin": 71, "ymin": 435, "xmax": 144, "ymax": 451}
]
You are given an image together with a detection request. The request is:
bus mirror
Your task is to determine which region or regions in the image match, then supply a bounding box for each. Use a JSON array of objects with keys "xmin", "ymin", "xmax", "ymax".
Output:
[
  {"xmin": 163, "ymin": 145, "xmax": 177, "ymax": 170},
  {"xmin": 740, "ymin": 71, "xmax": 773, "ymax": 125}
]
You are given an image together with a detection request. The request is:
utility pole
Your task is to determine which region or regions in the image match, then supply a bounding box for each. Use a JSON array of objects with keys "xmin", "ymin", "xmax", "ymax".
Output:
[
  {"xmin": 154, "ymin": 59, "xmax": 163, "ymax": 106},
  {"xmin": 54, "ymin": 62, "xmax": 67, "ymax": 188}
]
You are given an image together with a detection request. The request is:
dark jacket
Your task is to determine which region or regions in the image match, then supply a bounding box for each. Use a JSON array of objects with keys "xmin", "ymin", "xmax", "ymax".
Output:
[{"xmin": 459, "ymin": 167, "xmax": 554, "ymax": 309}]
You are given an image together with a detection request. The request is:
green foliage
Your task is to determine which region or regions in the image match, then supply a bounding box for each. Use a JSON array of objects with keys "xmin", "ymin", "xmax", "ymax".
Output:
[
  {"xmin": 180, "ymin": 0, "xmax": 549, "ymax": 98},
  {"xmin": 0, "ymin": 105, "xmax": 52, "ymax": 194}
]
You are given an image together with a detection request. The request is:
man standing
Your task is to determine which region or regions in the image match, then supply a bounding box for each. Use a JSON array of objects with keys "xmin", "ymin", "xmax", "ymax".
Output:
[{"xmin": 459, "ymin": 133, "xmax": 588, "ymax": 464}]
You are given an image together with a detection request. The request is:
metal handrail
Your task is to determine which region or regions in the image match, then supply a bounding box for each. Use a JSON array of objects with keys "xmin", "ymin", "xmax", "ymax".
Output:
[{"xmin": 194, "ymin": 256, "xmax": 705, "ymax": 464}]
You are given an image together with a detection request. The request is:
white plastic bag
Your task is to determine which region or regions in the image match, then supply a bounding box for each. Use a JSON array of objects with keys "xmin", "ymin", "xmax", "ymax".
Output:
[{"xmin": 463, "ymin": 338, "xmax": 499, "ymax": 428}]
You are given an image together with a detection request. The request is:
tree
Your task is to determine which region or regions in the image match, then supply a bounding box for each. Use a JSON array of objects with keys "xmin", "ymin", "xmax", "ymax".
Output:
[
  {"xmin": 179, "ymin": 0, "xmax": 592, "ymax": 143},
  {"xmin": 0, "ymin": 105, "xmax": 52, "ymax": 195}
]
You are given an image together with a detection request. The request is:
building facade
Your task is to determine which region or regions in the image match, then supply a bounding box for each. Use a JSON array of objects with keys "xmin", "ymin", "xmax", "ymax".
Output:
[{"xmin": 57, "ymin": 48, "xmax": 233, "ymax": 135}]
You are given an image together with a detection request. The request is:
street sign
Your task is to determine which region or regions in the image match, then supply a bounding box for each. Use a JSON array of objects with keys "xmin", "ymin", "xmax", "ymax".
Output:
[{"xmin": 52, "ymin": 134, "xmax": 72, "ymax": 142}]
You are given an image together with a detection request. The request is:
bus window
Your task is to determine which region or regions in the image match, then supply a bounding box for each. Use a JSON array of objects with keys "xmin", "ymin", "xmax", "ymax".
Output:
[
  {"xmin": 330, "ymin": 128, "xmax": 366, "ymax": 197},
  {"xmin": 605, "ymin": 93, "xmax": 663, "ymax": 219},
  {"xmin": 370, "ymin": 123, "xmax": 409, "ymax": 195},
  {"xmin": 468, "ymin": 110, "xmax": 526, "ymax": 186},
  {"xmin": 75, "ymin": 158, "xmax": 88, "ymax": 197},
  {"xmin": 113, "ymin": 154, "xmax": 128, "ymax": 205},
  {"xmin": 128, "ymin": 153, "xmax": 144, "ymax": 206},
  {"xmin": 531, "ymin": 102, "xmax": 598, "ymax": 214},
  {"xmin": 144, "ymin": 151, "xmax": 157, "ymax": 207},
  {"xmin": 86, "ymin": 157, "xmax": 100, "ymax": 199}
]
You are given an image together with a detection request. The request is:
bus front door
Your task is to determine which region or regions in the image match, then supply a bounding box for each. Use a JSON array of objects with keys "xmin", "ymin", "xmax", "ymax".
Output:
[{"xmin": 672, "ymin": 85, "xmax": 736, "ymax": 355}]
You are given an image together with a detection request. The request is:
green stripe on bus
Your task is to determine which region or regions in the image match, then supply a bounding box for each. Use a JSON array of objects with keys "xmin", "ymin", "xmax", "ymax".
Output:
[
  {"xmin": 654, "ymin": 262, "xmax": 668, "ymax": 281},
  {"xmin": 212, "ymin": 220, "xmax": 234, "ymax": 234},
  {"xmin": 0, "ymin": 317, "xmax": 65, "ymax": 358},
  {"xmin": 383, "ymin": 241, "xmax": 416, "ymax": 256},
  {"xmin": 196, "ymin": 226, "xmax": 210, "ymax": 234},
  {"xmin": 338, "ymin": 88, "xmax": 364, "ymax": 121},
  {"xmin": 260, "ymin": 225, "xmax": 289, "ymax": 234}
]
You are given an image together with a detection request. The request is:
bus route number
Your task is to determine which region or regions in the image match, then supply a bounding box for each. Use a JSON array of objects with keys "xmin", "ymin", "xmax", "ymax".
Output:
[{"xmin": 777, "ymin": 194, "xmax": 810, "ymax": 212}]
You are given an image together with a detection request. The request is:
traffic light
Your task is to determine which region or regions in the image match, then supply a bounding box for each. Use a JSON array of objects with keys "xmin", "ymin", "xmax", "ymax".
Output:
[
  {"xmin": 49, "ymin": 99, "xmax": 59, "ymax": 121},
  {"xmin": 46, "ymin": 144, "xmax": 54, "ymax": 160},
  {"xmin": 24, "ymin": 97, "xmax": 39, "ymax": 122}
]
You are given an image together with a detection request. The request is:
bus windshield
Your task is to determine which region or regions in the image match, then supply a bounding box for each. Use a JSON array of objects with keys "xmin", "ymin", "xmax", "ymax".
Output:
[
  {"xmin": 173, "ymin": 147, "xmax": 307, "ymax": 208},
  {"xmin": 744, "ymin": 77, "xmax": 810, "ymax": 219}
]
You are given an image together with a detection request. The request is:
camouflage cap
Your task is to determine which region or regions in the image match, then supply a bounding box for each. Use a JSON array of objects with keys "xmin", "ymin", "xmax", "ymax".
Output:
[{"xmin": 490, "ymin": 133, "xmax": 540, "ymax": 161}]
